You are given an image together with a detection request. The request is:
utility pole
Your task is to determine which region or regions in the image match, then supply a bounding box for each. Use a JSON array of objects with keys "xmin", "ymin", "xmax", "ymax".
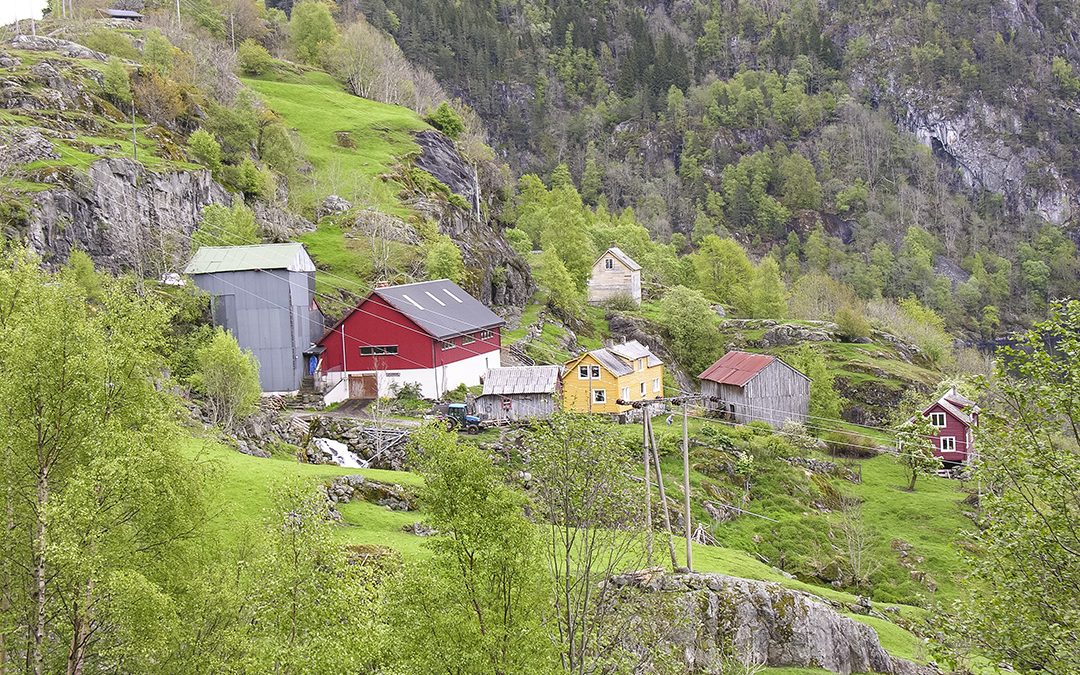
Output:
[
  {"xmin": 230, "ymin": 13, "xmax": 236, "ymax": 51},
  {"xmin": 682, "ymin": 402, "xmax": 693, "ymax": 571},
  {"xmin": 642, "ymin": 403, "xmax": 652, "ymax": 565},
  {"xmin": 647, "ymin": 410, "xmax": 679, "ymax": 569},
  {"xmin": 176, "ymin": 0, "xmax": 182, "ymax": 28}
]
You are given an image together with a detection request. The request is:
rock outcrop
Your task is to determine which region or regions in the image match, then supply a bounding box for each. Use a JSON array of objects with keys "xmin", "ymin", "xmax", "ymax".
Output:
[
  {"xmin": 25, "ymin": 158, "xmax": 231, "ymax": 273},
  {"xmin": 412, "ymin": 130, "xmax": 533, "ymax": 307},
  {"xmin": 608, "ymin": 569, "xmax": 935, "ymax": 675}
]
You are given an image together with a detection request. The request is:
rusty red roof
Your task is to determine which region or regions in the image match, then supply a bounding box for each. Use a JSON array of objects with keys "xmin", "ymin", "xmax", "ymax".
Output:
[{"xmin": 698, "ymin": 351, "xmax": 776, "ymax": 387}]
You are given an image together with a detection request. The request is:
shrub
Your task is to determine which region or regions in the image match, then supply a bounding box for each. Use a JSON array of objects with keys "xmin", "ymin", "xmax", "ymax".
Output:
[
  {"xmin": 823, "ymin": 431, "xmax": 877, "ymax": 459},
  {"xmin": 238, "ymin": 39, "xmax": 274, "ymax": 75},
  {"xmin": 219, "ymin": 159, "xmax": 274, "ymax": 201},
  {"xmin": 133, "ymin": 70, "xmax": 186, "ymax": 126},
  {"xmin": 102, "ymin": 57, "xmax": 132, "ymax": 105},
  {"xmin": 188, "ymin": 128, "xmax": 222, "ymax": 172},
  {"xmin": 82, "ymin": 29, "xmax": 139, "ymax": 60},
  {"xmin": 834, "ymin": 305, "xmax": 871, "ymax": 341},
  {"xmin": 426, "ymin": 101, "xmax": 465, "ymax": 139},
  {"xmin": 190, "ymin": 328, "xmax": 261, "ymax": 430},
  {"xmin": 142, "ymin": 29, "xmax": 175, "ymax": 74},
  {"xmin": 504, "ymin": 227, "xmax": 532, "ymax": 256},
  {"xmin": 424, "ymin": 236, "xmax": 466, "ymax": 284},
  {"xmin": 193, "ymin": 202, "xmax": 260, "ymax": 250},
  {"xmin": 604, "ymin": 294, "xmax": 638, "ymax": 312}
]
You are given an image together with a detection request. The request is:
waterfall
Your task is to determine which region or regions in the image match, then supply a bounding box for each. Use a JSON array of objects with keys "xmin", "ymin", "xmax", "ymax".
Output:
[
  {"xmin": 314, "ymin": 437, "xmax": 367, "ymax": 468},
  {"xmin": 473, "ymin": 166, "xmax": 481, "ymax": 222}
]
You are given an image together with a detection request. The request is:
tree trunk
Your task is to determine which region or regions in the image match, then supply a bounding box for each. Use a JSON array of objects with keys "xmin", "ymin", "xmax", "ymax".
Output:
[
  {"xmin": 907, "ymin": 470, "xmax": 917, "ymax": 492},
  {"xmin": 31, "ymin": 467, "xmax": 48, "ymax": 675}
]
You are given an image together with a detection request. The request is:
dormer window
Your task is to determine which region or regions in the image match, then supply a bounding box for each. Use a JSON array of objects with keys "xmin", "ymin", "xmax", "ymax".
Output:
[{"xmin": 605, "ymin": 258, "xmax": 614, "ymax": 269}]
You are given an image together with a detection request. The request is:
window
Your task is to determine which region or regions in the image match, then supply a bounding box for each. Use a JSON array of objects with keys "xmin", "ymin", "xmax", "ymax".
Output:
[
  {"xmin": 360, "ymin": 345, "xmax": 398, "ymax": 356},
  {"xmin": 590, "ymin": 365, "xmax": 600, "ymax": 379},
  {"xmin": 621, "ymin": 387, "xmax": 629, "ymax": 401},
  {"xmin": 636, "ymin": 358, "xmax": 644, "ymax": 372},
  {"xmin": 640, "ymin": 381, "xmax": 646, "ymax": 397},
  {"xmin": 940, "ymin": 437, "xmax": 956, "ymax": 452},
  {"xmin": 604, "ymin": 258, "xmax": 614, "ymax": 269},
  {"xmin": 579, "ymin": 365, "xmax": 590, "ymax": 379},
  {"xmin": 653, "ymin": 378, "xmax": 661, "ymax": 393},
  {"xmin": 593, "ymin": 389, "xmax": 606, "ymax": 403},
  {"xmin": 462, "ymin": 334, "xmax": 475, "ymax": 345},
  {"xmin": 479, "ymin": 330, "xmax": 493, "ymax": 340},
  {"xmin": 440, "ymin": 340, "xmax": 455, "ymax": 350},
  {"xmin": 929, "ymin": 412, "xmax": 947, "ymax": 428}
]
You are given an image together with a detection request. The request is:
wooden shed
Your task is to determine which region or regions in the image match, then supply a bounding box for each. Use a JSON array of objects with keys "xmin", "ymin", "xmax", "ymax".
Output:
[
  {"xmin": 475, "ymin": 366, "xmax": 562, "ymax": 421},
  {"xmin": 698, "ymin": 351, "xmax": 810, "ymax": 427},
  {"xmin": 587, "ymin": 247, "xmax": 642, "ymax": 305}
]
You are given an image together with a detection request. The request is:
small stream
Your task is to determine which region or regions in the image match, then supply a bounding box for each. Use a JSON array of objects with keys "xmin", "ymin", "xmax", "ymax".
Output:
[{"xmin": 314, "ymin": 437, "xmax": 368, "ymax": 468}]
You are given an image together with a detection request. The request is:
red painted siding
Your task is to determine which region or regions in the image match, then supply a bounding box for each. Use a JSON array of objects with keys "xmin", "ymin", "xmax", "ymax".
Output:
[
  {"xmin": 923, "ymin": 403, "xmax": 972, "ymax": 463},
  {"xmin": 317, "ymin": 295, "xmax": 500, "ymax": 373}
]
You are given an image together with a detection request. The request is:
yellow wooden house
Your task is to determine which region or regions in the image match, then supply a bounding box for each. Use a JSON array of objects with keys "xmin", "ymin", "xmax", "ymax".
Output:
[{"xmin": 562, "ymin": 340, "xmax": 664, "ymax": 414}]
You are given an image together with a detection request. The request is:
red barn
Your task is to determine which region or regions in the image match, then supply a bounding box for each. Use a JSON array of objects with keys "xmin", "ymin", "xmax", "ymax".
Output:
[
  {"xmin": 316, "ymin": 279, "xmax": 504, "ymax": 402},
  {"xmin": 909, "ymin": 388, "xmax": 980, "ymax": 465}
]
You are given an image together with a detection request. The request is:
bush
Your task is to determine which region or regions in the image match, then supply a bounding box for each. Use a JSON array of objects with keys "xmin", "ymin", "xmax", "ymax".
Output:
[
  {"xmin": 504, "ymin": 228, "xmax": 532, "ymax": 256},
  {"xmin": 426, "ymin": 101, "xmax": 465, "ymax": 139},
  {"xmin": 834, "ymin": 305, "xmax": 871, "ymax": 341},
  {"xmin": 188, "ymin": 128, "xmax": 222, "ymax": 172},
  {"xmin": 238, "ymin": 39, "xmax": 274, "ymax": 75},
  {"xmin": 219, "ymin": 159, "xmax": 274, "ymax": 201},
  {"xmin": 133, "ymin": 70, "xmax": 186, "ymax": 126},
  {"xmin": 190, "ymin": 328, "xmax": 261, "ymax": 430},
  {"xmin": 193, "ymin": 202, "xmax": 260, "ymax": 250},
  {"xmin": 823, "ymin": 431, "xmax": 877, "ymax": 459},
  {"xmin": 604, "ymin": 294, "xmax": 638, "ymax": 312},
  {"xmin": 424, "ymin": 236, "xmax": 466, "ymax": 284},
  {"xmin": 82, "ymin": 29, "xmax": 139, "ymax": 60},
  {"xmin": 102, "ymin": 57, "xmax": 132, "ymax": 105}
]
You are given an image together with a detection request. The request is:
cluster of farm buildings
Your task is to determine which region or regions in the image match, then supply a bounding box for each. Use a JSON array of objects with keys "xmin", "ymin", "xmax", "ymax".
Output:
[{"xmin": 183, "ymin": 243, "xmax": 977, "ymax": 465}]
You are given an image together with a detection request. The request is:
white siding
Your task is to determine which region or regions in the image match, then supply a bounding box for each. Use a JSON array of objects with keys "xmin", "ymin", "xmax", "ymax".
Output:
[{"xmin": 321, "ymin": 349, "xmax": 500, "ymax": 402}]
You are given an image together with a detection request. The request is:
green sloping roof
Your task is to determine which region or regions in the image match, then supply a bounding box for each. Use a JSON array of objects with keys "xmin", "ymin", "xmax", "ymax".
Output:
[{"xmin": 184, "ymin": 244, "xmax": 316, "ymax": 275}]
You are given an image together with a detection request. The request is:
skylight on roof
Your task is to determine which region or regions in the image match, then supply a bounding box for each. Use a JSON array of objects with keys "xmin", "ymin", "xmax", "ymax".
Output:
[
  {"xmin": 443, "ymin": 288, "xmax": 463, "ymax": 303},
  {"xmin": 425, "ymin": 291, "xmax": 446, "ymax": 306},
  {"xmin": 401, "ymin": 294, "xmax": 424, "ymax": 309}
]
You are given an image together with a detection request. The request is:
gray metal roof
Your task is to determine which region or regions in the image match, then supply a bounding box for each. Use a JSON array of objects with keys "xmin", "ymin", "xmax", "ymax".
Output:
[
  {"xmin": 481, "ymin": 366, "xmax": 561, "ymax": 396},
  {"xmin": 598, "ymin": 246, "xmax": 642, "ymax": 271},
  {"xmin": 591, "ymin": 348, "xmax": 633, "ymax": 376},
  {"xmin": 184, "ymin": 244, "xmax": 315, "ymax": 275},
  {"xmin": 576, "ymin": 339, "xmax": 663, "ymax": 377},
  {"xmin": 373, "ymin": 279, "xmax": 504, "ymax": 339},
  {"xmin": 100, "ymin": 8, "xmax": 143, "ymax": 18}
]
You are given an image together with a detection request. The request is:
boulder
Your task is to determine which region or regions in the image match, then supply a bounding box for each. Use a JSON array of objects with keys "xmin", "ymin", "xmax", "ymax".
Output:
[
  {"xmin": 606, "ymin": 569, "xmax": 937, "ymax": 675},
  {"xmin": 11, "ymin": 35, "xmax": 109, "ymax": 62},
  {"xmin": 316, "ymin": 194, "xmax": 352, "ymax": 219},
  {"xmin": 762, "ymin": 323, "xmax": 835, "ymax": 346}
]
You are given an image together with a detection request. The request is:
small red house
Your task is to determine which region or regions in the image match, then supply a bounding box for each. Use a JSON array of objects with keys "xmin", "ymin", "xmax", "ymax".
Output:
[
  {"xmin": 316, "ymin": 279, "xmax": 504, "ymax": 402},
  {"xmin": 909, "ymin": 388, "xmax": 980, "ymax": 465}
]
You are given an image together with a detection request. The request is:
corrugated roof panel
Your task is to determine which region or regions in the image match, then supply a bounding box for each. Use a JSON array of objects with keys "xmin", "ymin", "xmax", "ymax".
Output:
[
  {"xmin": 373, "ymin": 279, "xmax": 504, "ymax": 339},
  {"xmin": 698, "ymin": 351, "xmax": 776, "ymax": 387},
  {"xmin": 184, "ymin": 243, "xmax": 315, "ymax": 275},
  {"xmin": 482, "ymin": 366, "xmax": 561, "ymax": 395}
]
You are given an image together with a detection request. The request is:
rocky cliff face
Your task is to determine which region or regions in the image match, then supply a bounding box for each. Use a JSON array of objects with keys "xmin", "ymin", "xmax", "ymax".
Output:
[
  {"xmin": 26, "ymin": 158, "xmax": 231, "ymax": 274},
  {"xmin": 609, "ymin": 569, "xmax": 935, "ymax": 675},
  {"xmin": 412, "ymin": 130, "xmax": 534, "ymax": 307}
]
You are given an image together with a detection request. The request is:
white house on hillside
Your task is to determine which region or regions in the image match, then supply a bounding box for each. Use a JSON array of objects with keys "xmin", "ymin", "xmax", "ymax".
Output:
[{"xmin": 587, "ymin": 246, "xmax": 641, "ymax": 305}]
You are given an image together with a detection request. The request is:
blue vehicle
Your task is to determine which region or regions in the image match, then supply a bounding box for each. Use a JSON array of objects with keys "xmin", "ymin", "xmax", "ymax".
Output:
[{"xmin": 446, "ymin": 403, "xmax": 483, "ymax": 434}]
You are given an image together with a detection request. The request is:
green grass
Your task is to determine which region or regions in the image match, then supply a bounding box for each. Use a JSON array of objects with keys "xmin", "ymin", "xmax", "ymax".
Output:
[
  {"xmin": 184, "ymin": 431, "xmax": 932, "ymax": 662},
  {"xmin": 243, "ymin": 69, "xmax": 429, "ymax": 217}
]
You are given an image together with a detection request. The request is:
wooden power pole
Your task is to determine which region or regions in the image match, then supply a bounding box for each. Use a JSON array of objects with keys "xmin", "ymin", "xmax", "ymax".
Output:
[
  {"xmin": 682, "ymin": 402, "xmax": 693, "ymax": 571},
  {"xmin": 642, "ymin": 404, "xmax": 652, "ymax": 565}
]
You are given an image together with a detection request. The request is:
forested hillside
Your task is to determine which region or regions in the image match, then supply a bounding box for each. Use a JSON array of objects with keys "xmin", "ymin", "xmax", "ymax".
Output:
[{"xmin": 345, "ymin": 0, "xmax": 1080, "ymax": 331}]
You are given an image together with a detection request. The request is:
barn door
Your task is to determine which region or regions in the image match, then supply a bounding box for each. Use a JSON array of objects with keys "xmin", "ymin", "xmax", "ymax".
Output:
[{"xmin": 348, "ymin": 374, "xmax": 377, "ymax": 400}]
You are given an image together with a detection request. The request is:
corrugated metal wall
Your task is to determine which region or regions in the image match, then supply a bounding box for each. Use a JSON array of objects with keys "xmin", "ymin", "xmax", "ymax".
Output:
[{"xmin": 193, "ymin": 269, "xmax": 321, "ymax": 392}]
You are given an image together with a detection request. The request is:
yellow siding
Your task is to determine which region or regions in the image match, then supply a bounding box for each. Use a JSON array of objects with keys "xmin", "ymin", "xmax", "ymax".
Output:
[{"xmin": 562, "ymin": 354, "xmax": 664, "ymax": 414}]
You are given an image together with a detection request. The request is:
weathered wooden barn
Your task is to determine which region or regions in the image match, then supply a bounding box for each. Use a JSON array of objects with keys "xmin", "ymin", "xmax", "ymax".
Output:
[
  {"xmin": 698, "ymin": 351, "xmax": 810, "ymax": 427},
  {"xmin": 475, "ymin": 366, "xmax": 562, "ymax": 421},
  {"xmin": 587, "ymin": 247, "xmax": 642, "ymax": 305}
]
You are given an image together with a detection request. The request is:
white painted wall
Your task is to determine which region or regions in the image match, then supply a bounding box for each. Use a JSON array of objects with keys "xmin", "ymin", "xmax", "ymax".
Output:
[{"xmin": 321, "ymin": 349, "xmax": 500, "ymax": 403}]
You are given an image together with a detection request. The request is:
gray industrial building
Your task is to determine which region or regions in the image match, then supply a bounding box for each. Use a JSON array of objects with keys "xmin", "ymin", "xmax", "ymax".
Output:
[{"xmin": 184, "ymin": 243, "xmax": 323, "ymax": 393}]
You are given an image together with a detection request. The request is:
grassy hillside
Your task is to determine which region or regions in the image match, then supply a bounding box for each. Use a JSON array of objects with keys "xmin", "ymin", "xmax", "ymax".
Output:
[
  {"xmin": 187, "ymin": 427, "xmax": 941, "ymax": 664},
  {"xmin": 243, "ymin": 68, "xmax": 429, "ymax": 218}
]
